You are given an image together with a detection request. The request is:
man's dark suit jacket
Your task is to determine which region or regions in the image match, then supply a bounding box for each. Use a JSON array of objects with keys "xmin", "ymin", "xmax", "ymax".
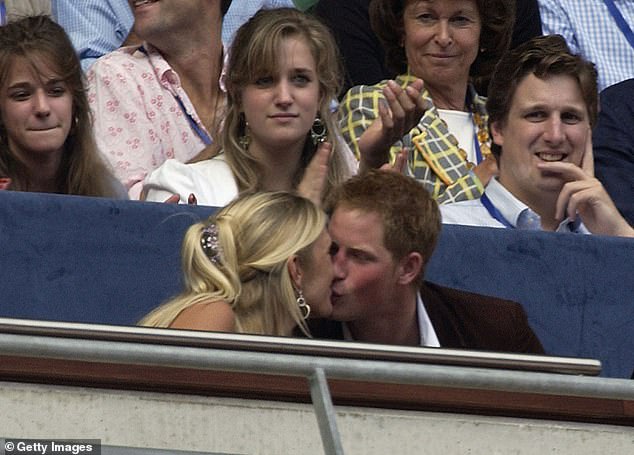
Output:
[
  {"xmin": 594, "ymin": 79, "xmax": 634, "ymax": 225},
  {"xmin": 309, "ymin": 281, "xmax": 545, "ymax": 354}
]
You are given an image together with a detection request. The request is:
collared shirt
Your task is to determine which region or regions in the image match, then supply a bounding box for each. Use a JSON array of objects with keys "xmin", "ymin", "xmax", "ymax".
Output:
[
  {"xmin": 342, "ymin": 292, "xmax": 441, "ymax": 347},
  {"xmin": 440, "ymin": 178, "xmax": 591, "ymax": 234},
  {"xmin": 52, "ymin": 0, "xmax": 134, "ymax": 71},
  {"xmin": 339, "ymin": 71, "xmax": 488, "ymax": 204},
  {"xmin": 538, "ymin": 0, "xmax": 634, "ymax": 91},
  {"xmin": 87, "ymin": 43, "xmax": 218, "ymax": 199},
  {"xmin": 222, "ymin": 0, "xmax": 295, "ymax": 46}
]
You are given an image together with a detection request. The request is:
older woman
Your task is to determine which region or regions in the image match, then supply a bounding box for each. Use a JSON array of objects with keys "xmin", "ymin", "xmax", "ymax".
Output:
[{"xmin": 340, "ymin": 0, "xmax": 514, "ymax": 204}]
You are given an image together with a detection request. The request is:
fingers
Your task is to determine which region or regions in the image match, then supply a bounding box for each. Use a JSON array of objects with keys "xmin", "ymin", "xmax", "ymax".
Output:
[
  {"xmin": 188, "ymin": 193, "xmax": 198, "ymax": 205},
  {"xmin": 379, "ymin": 148, "xmax": 407, "ymax": 173},
  {"xmin": 380, "ymin": 78, "xmax": 427, "ymax": 143},
  {"xmin": 555, "ymin": 178, "xmax": 610, "ymax": 221},
  {"xmin": 298, "ymin": 141, "xmax": 332, "ymax": 206},
  {"xmin": 164, "ymin": 194, "xmax": 180, "ymax": 204},
  {"xmin": 0, "ymin": 177, "xmax": 11, "ymax": 190},
  {"xmin": 580, "ymin": 128, "xmax": 594, "ymax": 177},
  {"xmin": 536, "ymin": 160, "xmax": 588, "ymax": 182}
]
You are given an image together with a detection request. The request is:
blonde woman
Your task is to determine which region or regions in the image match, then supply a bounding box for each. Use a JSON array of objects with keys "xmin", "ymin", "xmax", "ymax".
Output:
[
  {"xmin": 140, "ymin": 191, "xmax": 335, "ymax": 336},
  {"xmin": 143, "ymin": 7, "xmax": 356, "ymax": 207}
]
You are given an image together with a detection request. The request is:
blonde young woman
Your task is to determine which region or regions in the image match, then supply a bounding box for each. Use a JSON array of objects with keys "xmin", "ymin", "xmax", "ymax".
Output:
[
  {"xmin": 143, "ymin": 7, "xmax": 356, "ymax": 208},
  {"xmin": 0, "ymin": 15, "xmax": 125, "ymax": 197},
  {"xmin": 140, "ymin": 191, "xmax": 335, "ymax": 335}
]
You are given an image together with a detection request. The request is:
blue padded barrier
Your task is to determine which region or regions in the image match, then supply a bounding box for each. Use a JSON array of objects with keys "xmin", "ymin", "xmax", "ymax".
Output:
[{"xmin": 1, "ymin": 191, "xmax": 633, "ymax": 378}]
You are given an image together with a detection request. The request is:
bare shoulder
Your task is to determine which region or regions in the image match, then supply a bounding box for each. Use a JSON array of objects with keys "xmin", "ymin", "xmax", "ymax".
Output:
[{"xmin": 169, "ymin": 300, "xmax": 235, "ymax": 332}]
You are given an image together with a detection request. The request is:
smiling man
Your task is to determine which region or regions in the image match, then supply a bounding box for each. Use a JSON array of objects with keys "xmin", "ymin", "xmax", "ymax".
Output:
[{"xmin": 440, "ymin": 35, "xmax": 634, "ymax": 237}]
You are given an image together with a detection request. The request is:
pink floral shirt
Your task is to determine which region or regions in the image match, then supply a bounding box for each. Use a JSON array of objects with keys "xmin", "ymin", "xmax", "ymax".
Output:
[{"xmin": 87, "ymin": 43, "xmax": 214, "ymax": 199}]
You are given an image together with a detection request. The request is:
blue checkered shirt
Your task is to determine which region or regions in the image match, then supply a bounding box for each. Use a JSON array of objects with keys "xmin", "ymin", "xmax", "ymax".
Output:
[{"xmin": 538, "ymin": 0, "xmax": 634, "ymax": 91}]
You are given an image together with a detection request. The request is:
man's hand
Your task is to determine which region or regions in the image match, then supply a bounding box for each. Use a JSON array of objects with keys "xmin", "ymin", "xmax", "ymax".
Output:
[{"xmin": 537, "ymin": 131, "xmax": 634, "ymax": 237}]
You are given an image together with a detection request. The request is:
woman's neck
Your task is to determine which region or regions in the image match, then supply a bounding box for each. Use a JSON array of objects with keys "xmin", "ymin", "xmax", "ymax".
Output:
[
  {"xmin": 249, "ymin": 140, "xmax": 305, "ymax": 192},
  {"xmin": 426, "ymin": 81, "xmax": 469, "ymax": 111}
]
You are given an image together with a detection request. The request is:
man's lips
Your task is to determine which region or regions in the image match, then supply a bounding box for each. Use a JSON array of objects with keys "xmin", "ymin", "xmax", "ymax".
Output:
[{"xmin": 536, "ymin": 151, "xmax": 568, "ymax": 162}]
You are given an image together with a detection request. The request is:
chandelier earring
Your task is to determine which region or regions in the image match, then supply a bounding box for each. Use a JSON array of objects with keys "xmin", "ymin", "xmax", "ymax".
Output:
[
  {"xmin": 310, "ymin": 116, "xmax": 328, "ymax": 146},
  {"xmin": 296, "ymin": 289, "xmax": 311, "ymax": 320},
  {"xmin": 238, "ymin": 113, "xmax": 250, "ymax": 150}
]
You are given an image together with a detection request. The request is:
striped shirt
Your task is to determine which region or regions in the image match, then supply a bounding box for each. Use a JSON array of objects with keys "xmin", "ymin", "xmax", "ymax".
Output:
[{"xmin": 538, "ymin": 0, "xmax": 634, "ymax": 91}]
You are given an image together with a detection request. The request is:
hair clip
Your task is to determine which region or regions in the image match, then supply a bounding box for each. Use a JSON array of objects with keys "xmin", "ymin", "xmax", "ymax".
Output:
[{"xmin": 201, "ymin": 223, "xmax": 223, "ymax": 265}]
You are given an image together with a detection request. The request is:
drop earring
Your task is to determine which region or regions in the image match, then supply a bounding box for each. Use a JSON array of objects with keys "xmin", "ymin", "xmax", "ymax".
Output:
[
  {"xmin": 296, "ymin": 289, "xmax": 311, "ymax": 320},
  {"xmin": 310, "ymin": 116, "xmax": 327, "ymax": 146}
]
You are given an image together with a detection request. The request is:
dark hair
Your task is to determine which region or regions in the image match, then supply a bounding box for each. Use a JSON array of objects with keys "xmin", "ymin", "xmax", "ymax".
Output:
[
  {"xmin": 369, "ymin": 0, "xmax": 515, "ymax": 91},
  {"xmin": 0, "ymin": 15, "xmax": 119, "ymax": 196},
  {"xmin": 221, "ymin": 0, "xmax": 233, "ymax": 16},
  {"xmin": 487, "ymin": 34, "xmax": 598, "ymax": 159},
  {"xmin": 326, "ymin": 170, "xmax": 441, "ymax": 283}
]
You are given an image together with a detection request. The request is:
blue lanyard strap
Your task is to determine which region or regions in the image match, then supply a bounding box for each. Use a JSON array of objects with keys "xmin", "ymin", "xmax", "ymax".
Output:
[
  {"xmin": 481, "ymin": 193, "xmax": 514, "ymax": 228},
  {"xmin": 0, "ymin": 1, "xmax": 7, "ymax": 26},
  {"xmin": 603, "ymin": 0, "xmax": 634, "ymax": 49},
  {"xmin": 138, "ymin": 45, "xmax": 213, "ymax": 146}
]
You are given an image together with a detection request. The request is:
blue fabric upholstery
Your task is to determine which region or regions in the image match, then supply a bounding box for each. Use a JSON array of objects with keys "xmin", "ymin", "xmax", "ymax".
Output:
[{"xmin": 1, "ymin": 191, "xmax": 633, "ymax": 378}]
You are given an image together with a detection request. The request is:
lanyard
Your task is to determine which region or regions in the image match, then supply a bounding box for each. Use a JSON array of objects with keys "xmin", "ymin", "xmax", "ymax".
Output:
[
  {"xmin": 0, "ymin": 1, "xmax": 6, "ymax": 26},
  {"xmin": 473, "ymin": 124, "xmax": 483, "ymax": 164},
  {"xmin": 603, "ymin": 0, "xmax": 634, "ymax": 49},
  {"xmin": 480, "ymin": 193, "xmax": 514, "ymax": 228},
  {"xmin": 138, "ymin": 45, "xmax": 213, "ymax": 146}
]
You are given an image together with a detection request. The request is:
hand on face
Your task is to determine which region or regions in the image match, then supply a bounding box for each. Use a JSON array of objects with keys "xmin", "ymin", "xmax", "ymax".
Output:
[{"xmin": 537, "ymin": 130, "xmax": 634, "ymax": 237}]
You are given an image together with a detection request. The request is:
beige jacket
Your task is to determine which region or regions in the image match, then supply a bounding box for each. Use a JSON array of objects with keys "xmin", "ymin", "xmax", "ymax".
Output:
[{"xmin": 5, "ymin": 0, "xmax": 51, "ymax": 20}]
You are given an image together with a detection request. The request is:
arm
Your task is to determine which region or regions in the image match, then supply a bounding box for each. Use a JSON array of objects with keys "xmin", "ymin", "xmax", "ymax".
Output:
[
  {"xmin": 87, "ymin": 52, "xmax": 158, "ymax": 199},
  {"xmin": 52, "ymin": 0, "xmax": 135, "ymax": 71},
  {"xmin": 169, "ymin": 300, "xmax": 236, "ymax": 332}
]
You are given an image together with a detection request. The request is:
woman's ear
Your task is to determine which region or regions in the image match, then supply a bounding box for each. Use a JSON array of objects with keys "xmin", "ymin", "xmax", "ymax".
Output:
[
  {"xmin": 287, "ymin": 254, "xmax": 304, "ymax": 289},
  {"xmin": 396, "ymin": 252, "xmax": 423, "ymax": 286}
]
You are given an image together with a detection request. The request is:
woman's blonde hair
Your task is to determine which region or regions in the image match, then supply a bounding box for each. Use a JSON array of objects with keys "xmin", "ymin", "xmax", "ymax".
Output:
[
  {"xmin": 140, "ymin": 191, "xmax": 327, "ymax": 336},
  {"xmin": 222, "ymin": 7, "xmax": 350, "ymax": 203},
  {"xmin": 0, "ymin": 15, "xmax": 120, "ymax": 197}
]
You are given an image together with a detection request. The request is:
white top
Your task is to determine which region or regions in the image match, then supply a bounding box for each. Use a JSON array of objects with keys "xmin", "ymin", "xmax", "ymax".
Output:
[
  {"xmin": 437, "ymin": 109, "xmax": 476, "ymax": 164},
  {"xmin": 143, "ymin": 154, "xmax": 238, "ymax": 207},
  {"xmin": 440, "ymin": 178, "xmax": 590, "ymax": 234},
  {"xmin": 343, "ymin": 292, "xmax": 441, "ymax": 347}
]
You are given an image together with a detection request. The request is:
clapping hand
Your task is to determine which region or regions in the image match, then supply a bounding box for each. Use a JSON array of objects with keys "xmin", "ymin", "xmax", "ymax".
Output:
[
  {"xmin": 298, "ymin": 141, "xmax": 332, "ymax": 207},
  {"xmin": 358, "ymin": 78, "xmax": 431, "ymax": 171}
]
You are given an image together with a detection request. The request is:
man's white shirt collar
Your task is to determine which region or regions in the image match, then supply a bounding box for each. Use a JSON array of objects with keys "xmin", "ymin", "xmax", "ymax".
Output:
[{"xmin": 342, "ymin": 292, "xmax": 440, "ymax": 347}]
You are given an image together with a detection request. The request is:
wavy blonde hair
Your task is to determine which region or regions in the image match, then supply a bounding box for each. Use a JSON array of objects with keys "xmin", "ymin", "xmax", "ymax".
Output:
[
  {"xmin": 140, "ymin": 191, "xmax": 326, "ymax": 336},
  {"xmin": 0, "ymin": 16, "xmax": 120, "ymax": 197},
  {"xmin": 222, "ymin": 7, "xmax": 351, "ymax": 203}
]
